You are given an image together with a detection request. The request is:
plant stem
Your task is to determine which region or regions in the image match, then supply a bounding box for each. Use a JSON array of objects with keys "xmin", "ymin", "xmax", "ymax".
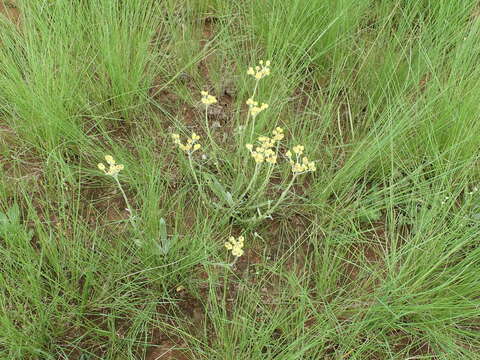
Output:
[
  {"xmin": 188, "ymin": 153, "xmax": 221, "ymax": 209},
  {"xmin": 237, "ymin": 163, "xmax": 260, "ymax": 202},
  {"xmin": 113, "ymin": 175, "xmax": 138, "ymax": 230},
  {"xmin": 242, "ymin": 79, "xmax": 260, "ymax": 144},
  {"xmin": 204, "ymin": 105, "xmax": 216, "ymax": 147},
  {"xmin": 247, "ymin": 163, "xmax": 274, "ymax": 206},
  {"xmin": 243, "ymin": 173, "xmax": 298, "ymax": 223}
]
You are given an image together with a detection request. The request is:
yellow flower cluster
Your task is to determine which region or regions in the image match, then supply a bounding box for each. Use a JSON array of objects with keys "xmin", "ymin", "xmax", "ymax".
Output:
[
  {"xmin": 98, "ymin": 155, "xmax": 124, "ymax": 177},
  {"xmin": 247, "ymin": 60, "xmax": 271, "ymax": 80},
  {"xmin": 246, "ymin": 127, "xmax": 284, "ymax": 164},
  {"xmin": 286, "ymin": 145, "xmax": 316, "ymax": 174},
  {"xmin": 224, "ymin": 235, "xmax": 245, "ymax": 257},
  {"xmin": 246, "ymin": 98, "xmax": 269, "ymax": 118},
  {"xmin": 201, "ymin": 91, "xmax": 217, "ymax": 106},
  {"xmin": 171, "ymin": 132, "xmax": 202, "ymax": 153}
]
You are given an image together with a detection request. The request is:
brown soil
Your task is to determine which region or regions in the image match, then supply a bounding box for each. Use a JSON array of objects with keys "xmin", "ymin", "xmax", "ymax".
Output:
[{"xmin": 0, "ymin": 0, "xmax": 20, "ymax": 25}]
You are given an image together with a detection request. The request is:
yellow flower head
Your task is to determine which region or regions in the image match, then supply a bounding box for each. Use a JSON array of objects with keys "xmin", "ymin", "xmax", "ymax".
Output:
[
  {"xmin": 252, "ymin": 152, "xmax": 265, "ymax": 163},
  {"xmin": 287, "ymin": 145, "xmax": 316, "ymax": 174},
  {"xmin": 266, "ymin": 155, "xmax": 277, "ymax": 164},
  {"xmin": 246, "ymin": 98, "xmax": 258, "ymax": 107},
  {"xmin": 172, "ymin": 132, "xmax": 202, "ymax": 154},
  {"xmin": 171, "ymin": 133, "xmax": 181, "ymax": 145},
  {"xmin": 247, "ymin": 60, "xmax": 271, "ymax": 80},
  {"xmin": 191, "ymin": 132, "xmax": 200, "ymax": 141},
  {"xmin": 292, "ymin": 145, "xmax": 304, "ymax": 155},
  {"xmin": 272, "ymin": 127, "xmax": 284, "ymax": 141},
  {"xmin": 247, "ymin": 132, "xmax": 282, "ymax": 165},
  {"xmin": 250, "ymin": 103, "xmax": 268, "ymax": 118},
  {"xmin": 225, "ymin": 235, "xmax": 245, "ymax": 258},
  {"xmin": 292, "ymin": 163, "xmax": 306, "ymax": 173},
  {"xmin": 201, "ymin": 91, "xmax": 217, "ymax": 106},
  {"xmin": 98, "ymin": 155, "xmax": 124, "ymax": 177}
]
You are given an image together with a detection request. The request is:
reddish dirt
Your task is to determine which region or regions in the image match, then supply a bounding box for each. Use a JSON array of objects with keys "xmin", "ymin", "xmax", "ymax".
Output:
[{"xmin": 0, "ymin": 1, "xmax": 20, "ymax": 25}]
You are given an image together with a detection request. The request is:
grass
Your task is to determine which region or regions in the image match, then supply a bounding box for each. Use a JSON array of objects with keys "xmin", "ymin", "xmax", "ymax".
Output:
[{"xmin": 1, "ymin": 0, "xmax": 480, "ymax": 359}]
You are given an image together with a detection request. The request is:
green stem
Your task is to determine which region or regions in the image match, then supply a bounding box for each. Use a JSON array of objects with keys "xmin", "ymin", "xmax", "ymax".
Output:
[
  {"xmin": 242, "ymin": 79, "xmax": 260, "ymax": 145},
  {"xmin": 252, "ymin": 79, "xmax": 259, "ymax": 99},
  {"xmin": 243, "ymin": 173, "xmax": 298, "ymax": 223},
  {"xmin": 246, "ymin": 162, "xmax": 274, "ymax": 206},
  {"xmin": 237, "ymin": 163, "xmax": 260, "ymax": 202},
  {"xmin": 248, "ymin": 80, "xmax": 260, "ymax": 141},
  {"xmin": 249, "ymin": 115, "xmax": 257, "ymax": 142},
  {"xmin": 188, "ymin": 153, "xmax": 203, "ymax": 198},
  {"xmin": 188, "ymin": 153, "xmax": 222, "ymax": 210},
  {"xmin": 114, "ymin": 175, "xmax": 138, "ymax": 230}
]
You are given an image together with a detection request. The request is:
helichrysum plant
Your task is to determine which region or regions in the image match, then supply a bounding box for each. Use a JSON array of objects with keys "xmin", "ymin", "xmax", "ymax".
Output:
[
  {"xmin": 97, "ymin": 155, "xmax": 136, "ymax": 226},
  {"xmin": 171, "ymin": 60, "xmax": 316, "ymax": 224},
  {"xmin": 97, "ymin": 155, "xmax": 176, "ymax": 252}
]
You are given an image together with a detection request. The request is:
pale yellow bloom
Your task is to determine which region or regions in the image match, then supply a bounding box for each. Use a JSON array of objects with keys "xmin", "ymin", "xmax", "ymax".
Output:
[
  {"xmin": 225, "ymin": 236, "xmax": 245, "ymax": 258},
  {"xmin": 247, "ymin": 131, "xmax": 283, "ymax": 165},
  {"xmin": 173, "ymin": 132, "xmax": 202, "ymax": 154},
  {"xmin": 98, "ymin": 155, "xmax": 124, "ymax": 177},
  {"xmin": 232, "ymin": 247, "xmax": 244, "ymax": 257},
  {"xmin": 286, "ymin": 145, "xmax": 316, "ymax": 174},
  {"xmin": 292, "ymin": 163, "xmax": 305, "ymax": 173},
  {"xmin": 250, "ymin": 103, "xmax": 268, "ymax": 118},
  {"xmin": 252, "ymin": 152, "xmax": 265, "ymax": 163},
  {"xmin": 272, "ymin": 127, "xmax": 284, "ymax": 141},
  {"xmin": 247, "ymin": 60, "xmax": 271, "ymax": 80},
  {"xmin": 293, "ymin": 145, "xmax": 304, "ymax": 155},
  {"xmin": 105, "ymin": 155, "xmax": 115, "ymax": 165},
  {"xmin": 201, "ymin": 91, "xmax": 217, "ymax": 106},
  {"xmin": 266, "ymin": 156, "xmax": 277, "ymax": 164}
]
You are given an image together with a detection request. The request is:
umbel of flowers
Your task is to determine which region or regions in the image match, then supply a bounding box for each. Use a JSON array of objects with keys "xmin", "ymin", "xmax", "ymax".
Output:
[
  {"xmin": 201, "ymin": 90, "xmax": 217, "ymax": 106},
  {"xmin": 246, "ymin": 127, "xmax": 284, "ymax": 164},
  {"xmin": 246, "ymin": 98, "xmax": 269, "ymax": 118},
  {"xmin": 98, "ymin": 155, "xmax": 124, "ymax": 177},
  {"xmin": 247, "ymin": 60, "xmax": 271, "ymax": 80},
  {"xmin": 171, "ymin": 132, "xmax": 202, "ymax": 154},
  {"xmin": 286, "ymin": 145, "xmax": 316, "ymax": 174},
  {"xmin": 225, "ymin": 236, "xmax": 245, "ymax": 257}
]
